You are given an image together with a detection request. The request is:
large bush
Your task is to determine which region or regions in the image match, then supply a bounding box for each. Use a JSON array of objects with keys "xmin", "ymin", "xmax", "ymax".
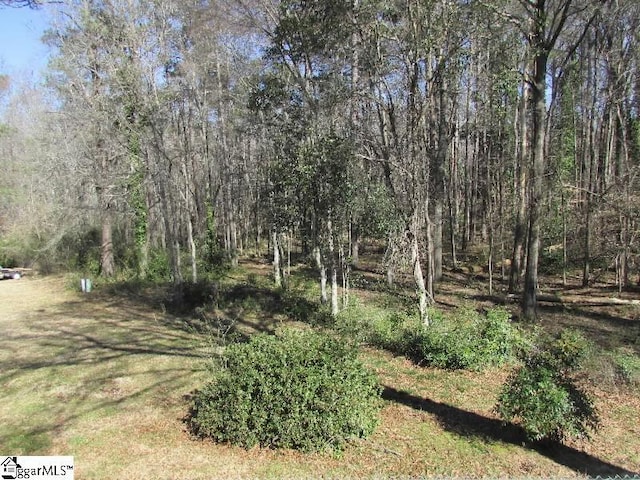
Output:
[
  {"xmin": 335, "ymin": 305, "xmax": 518, "ymax": 371},
  {"xmin": 495, "ymin": 329, "xmax": 600, "ymax": 442},
  {"xmin": 413, "ymin": 307, "xmax": 517, "ymax": 370},
  {"xmin": 189, "ymin": 329, "xmax": 382, "ymax": 452},
  {"xmin": 335, "ymin": 300, "xmax": 417, "ymax": 354}
]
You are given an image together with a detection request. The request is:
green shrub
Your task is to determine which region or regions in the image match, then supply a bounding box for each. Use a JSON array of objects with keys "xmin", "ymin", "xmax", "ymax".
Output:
[
  {"xmin": 480, "ymin": 308, "xmax": 518, "ymax": 360},
  {"xmin": 612, "ymin": 348, "xmax": 640, "ymax": 387},
  {"xmin": 146, "ymin": 248, "xmax": 170, "ymax": 281},
  {"xmin": 281, "ymin": 291, "xmax": 323, "ymax": 324},
  {"xmin": 368, "ymin": 312, "xmax": 414, "ymax": 352},
  {"xmin": 189, "ymin": 329, "xmax": 382, "ymax": 452},
  {"xmin": 417, "ymin": 318, "xmax": 476, "ymax": 369},
  {"xmin": 495, "ymin": 329, "xmax": 600, "ymax": 442},
  {"xmin": 334, "ymin": 301, "xmax": 421, "ymax": 355},
  {"xmin": 334, "ymin": 304, "xmax": 516, "ymax": 371},
  {"xmin": 414, "ymin": 307, "xmax": 517, "ymax": 370},
  {"xmin": 333, "ymin": 303, "xmax": 373, "ymax": 343},
  {"xmin": 275, "ymin": 277, "xmax": 334, "ymax": 326}
]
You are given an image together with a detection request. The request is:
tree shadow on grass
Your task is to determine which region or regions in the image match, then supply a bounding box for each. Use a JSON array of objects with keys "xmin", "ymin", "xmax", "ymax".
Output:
[
  {"xmin": 91, "ymin": 273, "xmax": 337, "ymax": 341},
  {"xmin": 0, "ymin": 368, "xmax": 196, "ymax": 453},
  {"xmin": 212, "ymin": 283, "xmax": 330, "ymax": 329},
  {"xmin": 0, "ymin": 298, "xmax": 207, "ymax": 454},
  {"xmin": 468, "ymin": 293, "xmax": 640, "ymax": 355},
  {"xmin": 382, "ymin": 386, "xmax": 639, "ymax": 478},
  {"xmin": 94, "ymin": 279, "xmax": 322, "ymax": 338},
  {"xmin": 536, "ymin": 303, "xmax": 640, "ymax": 353}
]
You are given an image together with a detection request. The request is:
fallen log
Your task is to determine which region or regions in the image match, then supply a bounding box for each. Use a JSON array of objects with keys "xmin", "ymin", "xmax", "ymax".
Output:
[{"xmin": 505, "ymin": 293, "xmax": 640, "ymax": 306}]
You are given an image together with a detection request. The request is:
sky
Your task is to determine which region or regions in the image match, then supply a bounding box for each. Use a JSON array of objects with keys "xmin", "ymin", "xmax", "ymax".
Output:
[{"xmin": 0, "ymin": 6, "xmax": 51, "ymax": 79}]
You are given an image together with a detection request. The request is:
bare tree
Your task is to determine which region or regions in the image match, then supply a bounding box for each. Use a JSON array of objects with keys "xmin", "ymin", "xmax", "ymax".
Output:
[{"xmin": 0, "ymin": 0, "xmax": 45, "ymax": 7}]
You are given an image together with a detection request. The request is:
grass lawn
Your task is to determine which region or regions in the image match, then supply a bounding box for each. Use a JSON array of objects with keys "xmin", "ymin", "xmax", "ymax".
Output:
[{"xmin": 0, "ymin": 261, "xmax": 639, "ymax": 479}]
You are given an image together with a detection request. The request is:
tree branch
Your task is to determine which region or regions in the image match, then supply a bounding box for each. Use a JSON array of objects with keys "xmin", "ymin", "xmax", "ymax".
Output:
[{"xmin": 0, "ymin": 0, "xmax": 61, "ymax": 8}]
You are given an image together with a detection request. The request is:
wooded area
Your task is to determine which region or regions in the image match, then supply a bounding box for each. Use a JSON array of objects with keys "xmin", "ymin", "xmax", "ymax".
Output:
[{"xmin": 1, "ymin": 0, "xmax": 639, "ymax": 322}]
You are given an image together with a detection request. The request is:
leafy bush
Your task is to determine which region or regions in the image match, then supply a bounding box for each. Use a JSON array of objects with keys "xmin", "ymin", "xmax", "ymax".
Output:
[
  {"xmin": 496, "ymin": 329, "xmax": 600, "ymax": 442},
  {"xmin": 334, "ymin": 305, "xmax": 517, "ymax": 371},
  {"xmin": 332, "ymin": 300, "xmax": 518, "ymax": 371},
  {"xmin": 334, "ymin": 300, "xmax": 421, "ymax": 357},
  {"xmin": 413, "ymin": 307, "xmax": 517, "ymax": 370},
  {"xmin": 368, "ymin": 311, "xmax": 416, "ymax": 353},
  {"xmin": 612, "ymin": 348, "xmax": 640, "ymax": 387},
  {"xmin": 146, "ymin": 248, "xmax": 170, "ymax": 281},
  {"xmin": 189, "ymin": 329, "xmax": 382, "ymax": 452}
]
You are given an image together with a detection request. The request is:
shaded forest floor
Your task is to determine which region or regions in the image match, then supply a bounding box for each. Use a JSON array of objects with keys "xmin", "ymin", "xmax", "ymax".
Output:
[{"xmin": 1, "ymin": 254, "xmax": 639, "ymax": 479}]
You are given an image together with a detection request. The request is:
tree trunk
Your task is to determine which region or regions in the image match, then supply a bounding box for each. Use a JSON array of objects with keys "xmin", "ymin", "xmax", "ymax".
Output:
[
  {"xmin": 158, "ymin": 177, "xmax": 182, "ymax": 284},
  {"xmin": 272, "ymin": 229, "xmax": 282, "ymax": 287},
  {"xmin": 100, "ymin": 209, "xmax": 115, "ymax": 277},
  {"xmin": 328, "ymin": 218, "xmax": 339, "ymax": 317},
  {"xmin": 286, "ymin": 230, "xmax": 292, "ymax": 280},
  {"xmin": 425, "ymin": 200, "xmax": 435, "ymax": 300},
  {"xmin": 138, "ymin": 231, "xmax": 149, "ymax": 280},
  {"xmin": 314, "ymin": 246, "xmax": 328, "ymax": 304},
  {"xmin": 230, "ymin": 209, "xmax": 239, "ymax": 267},
  {"xmin": 385, "ymin": 233, "xmax": 396, "ymax": 287},
  {"xmin": 350, "ymin": 221, "xmax": 360, "ymax": 267},
  {"xmin": 341, "ymin": 243, "xmax": 349, "ymax": 308},
  {"xmin": 487, "ymin": 133, "xmax": 494, "ymax": 296},
  {"xmin": 172, "ymin": 239, "xmax": 183, "ymax": 284},
  {"xmin": 431, "ymin": 77, "xmax": 448, "ymax": 283},
  {"xmin": 447, "ymin": 178, "xmax": 458, "ymax": 269},
  {"xmin": 187, "ymin": 215, "xmax": 197, "ymax": 283},
  {"xmin": 522, "ymin": 33, "xmax": 549, "ymax": 321},
  {"xmin": 510, "ymin": 93, "xmax": 528, "ymax": 293},
  {"xmin": 562, "ymin": 188, "xmax": 567, "ymax": 287},
  {"xmin": 582, "ymin": 200, "xmax": 591, "ymax": 287},
  {"xmin": 330, "ymin": 263, "xmax": 339, "ymax": 316},
  {"xmin": 433, "ymin": 201, "xmax": 443, "ymax": 282},
  {"xmin": 410, "ymin": 227, "xmax": 430, "ymax": 326}
]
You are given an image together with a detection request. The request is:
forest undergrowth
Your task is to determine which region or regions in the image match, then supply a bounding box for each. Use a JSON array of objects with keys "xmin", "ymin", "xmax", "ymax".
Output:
[
  {"xmin": 1, "ymin": 253, "xmax": 639, "ymax": 479},
  {"xmin": 174, "ymin": 252, "xmax": 640, "ymax": 477}
]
